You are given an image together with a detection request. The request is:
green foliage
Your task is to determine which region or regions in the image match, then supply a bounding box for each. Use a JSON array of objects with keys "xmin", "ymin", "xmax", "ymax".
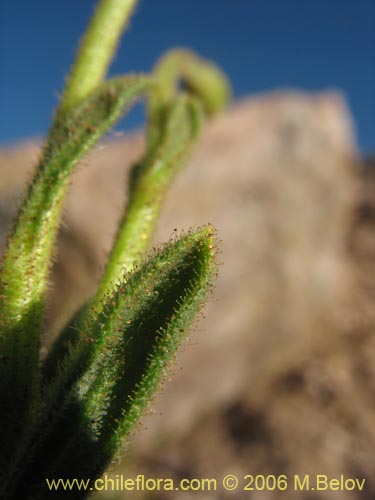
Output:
[
  {"xmin": 3, "ymin": 228, "xmax": 217, "ymax": 499},
  {"xmin": 0, "ymin": 0, "xmax": 229, "ymax": 498}
]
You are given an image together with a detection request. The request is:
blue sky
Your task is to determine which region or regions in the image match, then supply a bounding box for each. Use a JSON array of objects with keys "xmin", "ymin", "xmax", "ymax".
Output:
[{"xmin": 1, "ymin": 0, "xmax": 374, "ymax": 152}]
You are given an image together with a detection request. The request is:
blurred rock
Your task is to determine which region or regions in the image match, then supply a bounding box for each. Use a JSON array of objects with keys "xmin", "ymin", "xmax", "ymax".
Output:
[{"xmin": 0, "ymin": 92, "xmax": 373, "ymax": 499}]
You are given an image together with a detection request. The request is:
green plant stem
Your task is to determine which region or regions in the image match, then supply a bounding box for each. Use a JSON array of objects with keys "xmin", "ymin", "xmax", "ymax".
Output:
[
  {"xmin": 95, "ymin": 50, "xmax": 230, "ymax": 302},
  {"xmin": 96, "ymin": 96, "xmax": 203, "ymax": 300},
  {"xmin": 0, "ymin": 76, "xmax": 149, "ymax": 466},
  {"xmin": 61, "ymin": 0, "xmax": 139, "ymax": 110}
]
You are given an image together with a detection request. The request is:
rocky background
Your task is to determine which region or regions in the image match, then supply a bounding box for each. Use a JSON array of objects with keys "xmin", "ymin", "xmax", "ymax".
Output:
[{"xmin": 0, "ymin": 92, "xmax": 374, "ymax": 499}]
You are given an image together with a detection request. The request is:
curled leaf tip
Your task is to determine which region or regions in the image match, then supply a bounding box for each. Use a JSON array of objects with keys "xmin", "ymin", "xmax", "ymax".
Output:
[{"xmin": 152, "ymin": 48, "xmax": 231, "ymax": 117}]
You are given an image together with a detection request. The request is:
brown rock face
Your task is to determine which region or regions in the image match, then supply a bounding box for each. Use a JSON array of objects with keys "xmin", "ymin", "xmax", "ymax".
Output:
[{"xmin": 0, "ymin": 92, "xmax": 373, "ymax": 499}]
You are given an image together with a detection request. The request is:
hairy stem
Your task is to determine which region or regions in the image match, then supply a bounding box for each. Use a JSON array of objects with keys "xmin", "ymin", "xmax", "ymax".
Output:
[
  {"xmin": 0, "ymin": 77, "xmax": 150, "ymax": 468},
  {"xmin": 98, "ymin": 50, "xmax": 230, "ymax": 298},
  {"xmin": 61, "ymin": 0, "xmax": 139, "ymax": 110}
]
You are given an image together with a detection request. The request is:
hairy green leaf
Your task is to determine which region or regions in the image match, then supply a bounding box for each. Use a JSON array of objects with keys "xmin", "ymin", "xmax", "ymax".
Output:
[{"xmin": 6, "ymin": 226, "xmax": 217, "ymax": 499}]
